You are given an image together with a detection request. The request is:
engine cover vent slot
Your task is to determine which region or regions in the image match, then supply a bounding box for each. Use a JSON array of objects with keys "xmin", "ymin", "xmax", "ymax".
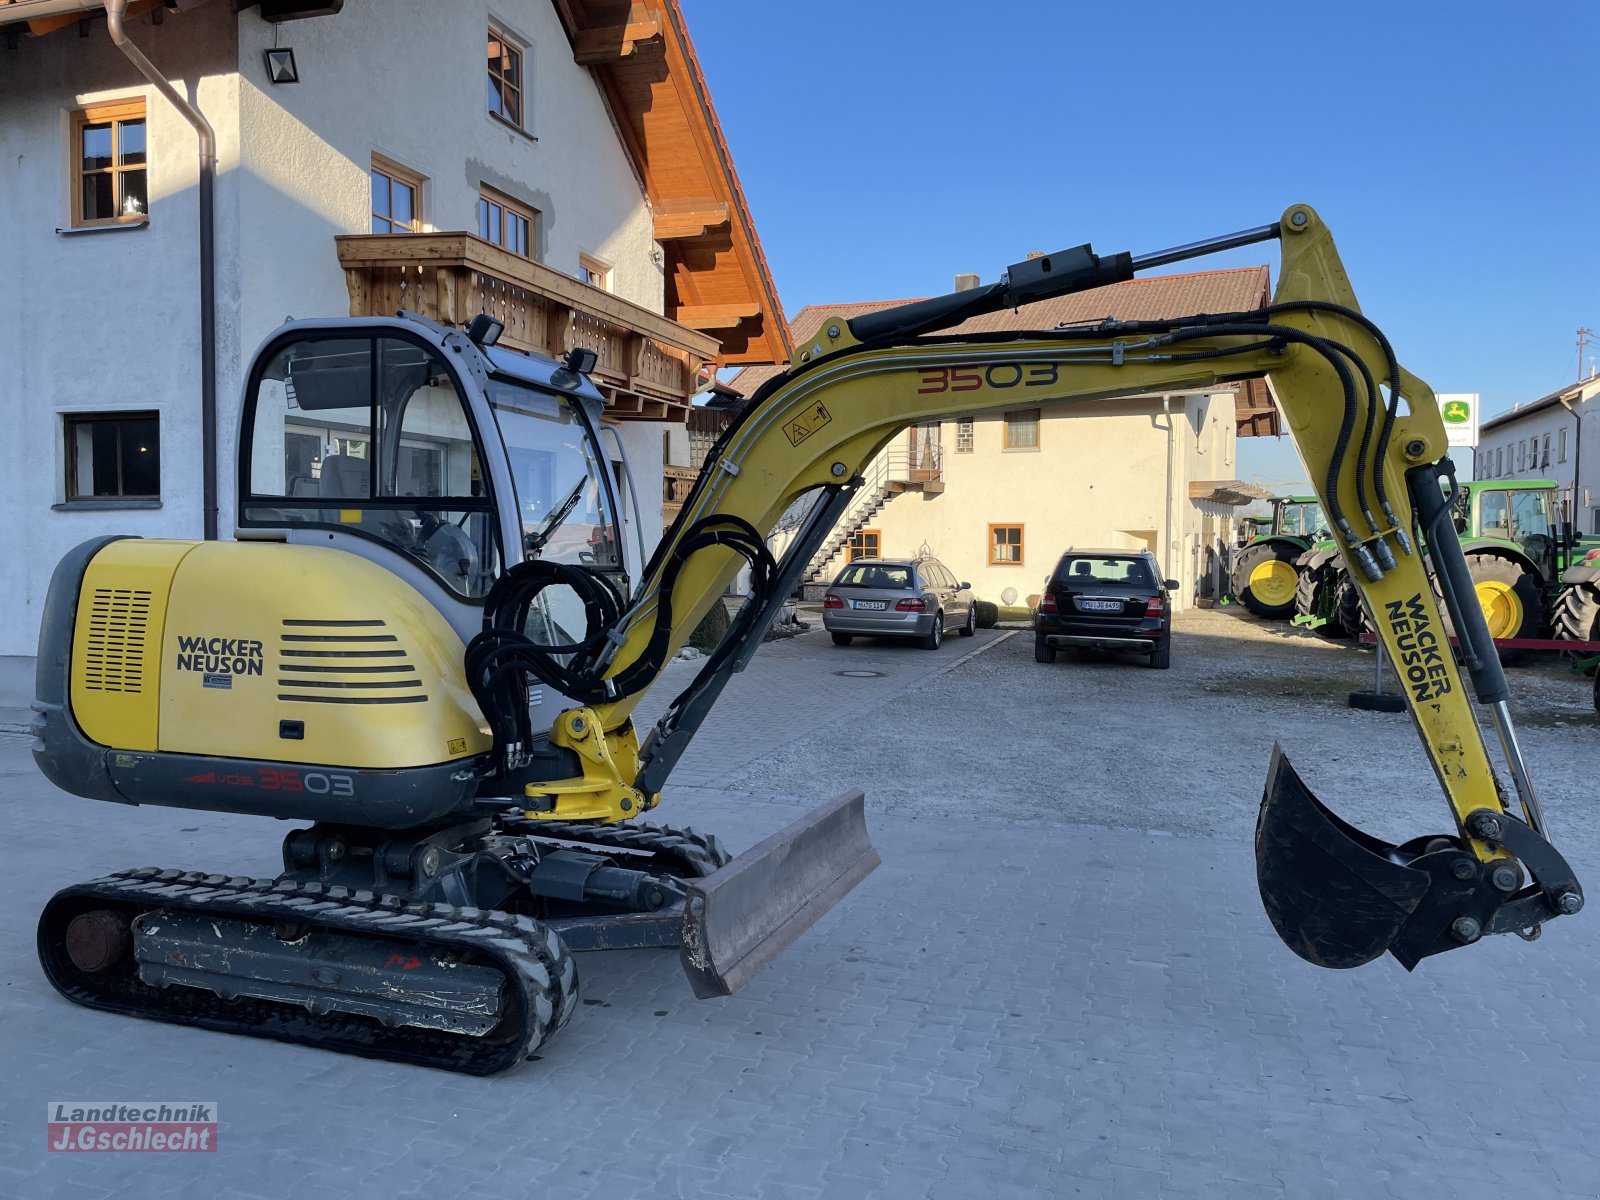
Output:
[
  {"xmin": 276, "ymin": 619, "xmax": 428, "ymax": 705},
  {"xmin": 82, "ymin": 587, "xmax": 153, "ymax": 694}
]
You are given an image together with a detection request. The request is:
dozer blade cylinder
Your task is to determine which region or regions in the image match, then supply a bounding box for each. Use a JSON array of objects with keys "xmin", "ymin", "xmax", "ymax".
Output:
[{"xmin": 680, "ymin": 790, "xmax": 880, "ymax": 999}]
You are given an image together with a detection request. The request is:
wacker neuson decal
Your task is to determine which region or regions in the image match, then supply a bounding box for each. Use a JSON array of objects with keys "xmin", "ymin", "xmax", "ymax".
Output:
[
  {"xmin": 1384, "ymin": 594, "xmax": 1452, "ymax": 704},
  {"xmin": 174, "ymin": 635, "xmax": 264, "ymax": 689}
]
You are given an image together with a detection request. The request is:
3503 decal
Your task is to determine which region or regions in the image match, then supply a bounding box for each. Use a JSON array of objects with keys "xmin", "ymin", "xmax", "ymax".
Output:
[{"xmin": 917, "ymin": 363, "xmax": 1063, "ymax": 394}]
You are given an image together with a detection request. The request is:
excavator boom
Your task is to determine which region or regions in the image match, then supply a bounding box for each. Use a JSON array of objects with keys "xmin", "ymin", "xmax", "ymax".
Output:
[{"xmin": 518, "ymin": 204, "xmax": 1579, "ymax": 977}]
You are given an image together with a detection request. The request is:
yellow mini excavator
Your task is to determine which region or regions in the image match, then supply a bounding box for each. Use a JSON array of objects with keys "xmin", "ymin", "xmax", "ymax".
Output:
[{"xmin": 31, "ymin": 206, "xmax": 1581, "ymax": 1073}]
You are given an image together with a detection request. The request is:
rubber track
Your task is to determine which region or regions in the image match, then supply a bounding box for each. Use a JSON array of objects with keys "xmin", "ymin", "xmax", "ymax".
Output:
[
  {"xmin": 37, "ymin": 868, "xmax": 579, "ymax": 1075},
  {"xmin": 505, "ymin": 819, "xmax": 732, "ymax": 879}
]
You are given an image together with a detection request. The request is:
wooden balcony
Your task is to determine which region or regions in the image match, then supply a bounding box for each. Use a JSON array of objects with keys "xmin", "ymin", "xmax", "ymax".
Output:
[
  {"xmin": 662, "ymin": 464, "xmax": 699, "ymax": 524},
  {"xmin": 335, "ymin": 233, "xmax": 723, "ymax": 421}
]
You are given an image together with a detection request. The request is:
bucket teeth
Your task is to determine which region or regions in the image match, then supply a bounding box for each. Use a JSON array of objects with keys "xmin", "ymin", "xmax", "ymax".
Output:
[{"xmin": 1255, "ymin": 745, "xmax": 1432, "ymax": 969}]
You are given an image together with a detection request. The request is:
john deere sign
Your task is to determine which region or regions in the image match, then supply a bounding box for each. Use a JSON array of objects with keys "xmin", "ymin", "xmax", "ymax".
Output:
[{"xmin": 1437, "ymin": 392, "xmax": 1479, "ymax": 450}]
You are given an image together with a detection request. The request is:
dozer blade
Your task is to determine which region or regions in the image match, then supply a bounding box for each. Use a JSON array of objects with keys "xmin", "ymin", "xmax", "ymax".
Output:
[
  {"xmin": 1255, "ymin": 745, "xmax": 1434, "ymax": 969},
  {"xmin": 680, "ymin": 789, "xmax": 879, "ymax": 998}
]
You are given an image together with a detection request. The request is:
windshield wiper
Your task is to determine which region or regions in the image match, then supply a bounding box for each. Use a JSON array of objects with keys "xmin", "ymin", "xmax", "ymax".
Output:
[{"xmin": 525, "ymin": 478, "xmax": 587, "ymax": 555}]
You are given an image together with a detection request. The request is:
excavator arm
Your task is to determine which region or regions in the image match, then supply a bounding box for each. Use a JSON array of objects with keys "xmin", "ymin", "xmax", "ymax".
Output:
[{"xmin": 484, "ymin": 205, "xmax": 1579, "ymax": 982}]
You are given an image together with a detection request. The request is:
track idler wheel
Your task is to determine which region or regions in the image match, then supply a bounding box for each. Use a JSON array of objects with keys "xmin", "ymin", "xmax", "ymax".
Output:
[
  {"xmin": 1253, "ymin": 747, "xmax": 1581, "ymax": 970},
  {"xmin": 65, "ymin": 910, "xmax": 131, "ymax": 974}
]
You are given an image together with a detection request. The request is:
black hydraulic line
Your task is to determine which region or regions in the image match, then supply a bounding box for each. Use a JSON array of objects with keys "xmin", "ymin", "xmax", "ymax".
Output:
[
  {"xmin": 1105, "ymin": 318, "xmax": 1368, "ymax": 548},
  {"xmin": 466, "ymin": 515, "xmax": 782, "ymax": 777},
  {"xmin": 1255, "ymin": 301, "xmax": 1406, "ymax": 529},
  {"xmin": 1321, "ymin": 340, "xmax": 1384, "ymax": 542}
]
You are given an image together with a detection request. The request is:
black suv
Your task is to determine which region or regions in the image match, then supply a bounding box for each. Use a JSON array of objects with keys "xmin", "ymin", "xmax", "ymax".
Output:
[{"xmin": 1034, "ymin": 549, "xmax": 1176, "ymax": 669}]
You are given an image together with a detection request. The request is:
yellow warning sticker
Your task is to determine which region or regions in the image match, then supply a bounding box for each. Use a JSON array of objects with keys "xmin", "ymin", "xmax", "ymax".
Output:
[
  {"xmin": 783, "ymin": 401, "xmax": 833, "ymax": 447},
  {"xmin": 447, "ymin": 737, "xmax": 468, "ymax": 755}
]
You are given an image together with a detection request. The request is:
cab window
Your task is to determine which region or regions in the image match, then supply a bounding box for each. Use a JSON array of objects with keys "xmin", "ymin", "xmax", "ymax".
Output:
[{"xmin": 242, "ymin": 334, "xmax": 498, "ymax": 598}]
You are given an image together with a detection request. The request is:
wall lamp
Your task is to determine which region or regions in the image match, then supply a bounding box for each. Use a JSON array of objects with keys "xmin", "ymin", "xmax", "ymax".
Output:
[{"xmin": 263, "ymin": 47, "xmax": 299, "ymax": 84}]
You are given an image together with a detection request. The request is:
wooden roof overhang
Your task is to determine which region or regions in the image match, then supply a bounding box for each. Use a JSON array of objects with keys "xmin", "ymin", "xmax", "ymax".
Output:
[
  {"xmin": 552, "ymin": 0, "xmax": 790, "ymax": 366},
  {"xmin": 0, "ymin": 0, "xmax": 166, "ymax": 37}
]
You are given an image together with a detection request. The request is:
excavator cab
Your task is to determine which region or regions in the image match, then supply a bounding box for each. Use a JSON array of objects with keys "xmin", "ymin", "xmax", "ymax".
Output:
[{"xmin": 238, "ymin": 317, "xmax": 629, "ymax": 651}]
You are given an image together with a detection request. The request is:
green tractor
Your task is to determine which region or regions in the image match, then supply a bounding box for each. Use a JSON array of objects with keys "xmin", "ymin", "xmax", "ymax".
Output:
[
  {"xmin": 1554, "ymin": 545, "xmax": 1600, "ymax": 649},
  {"xmin": 1297, "ymin": 479, "xmax": 1600, "ymax": 644},
  {"xmin": 1229, "ymin": 495, "xmax": 1329, "ymax": 619}
]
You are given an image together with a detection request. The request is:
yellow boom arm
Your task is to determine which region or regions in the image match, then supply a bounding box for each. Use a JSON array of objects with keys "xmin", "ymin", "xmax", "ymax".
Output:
[{"xmin": 525, "ymin": 204, "xmax": 1580, "ymax": 971}]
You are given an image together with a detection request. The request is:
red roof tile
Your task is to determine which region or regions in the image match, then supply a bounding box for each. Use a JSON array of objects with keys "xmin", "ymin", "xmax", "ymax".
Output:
[{"xmin": 727, "ymin": 265, "xmax": 1270, "ymax": 397}]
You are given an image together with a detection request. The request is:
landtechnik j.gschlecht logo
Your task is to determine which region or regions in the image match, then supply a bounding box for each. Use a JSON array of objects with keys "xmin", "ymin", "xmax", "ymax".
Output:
[{"xmin": 47, "ymin": 1102, "xmax": 218, "ymax": 1152}]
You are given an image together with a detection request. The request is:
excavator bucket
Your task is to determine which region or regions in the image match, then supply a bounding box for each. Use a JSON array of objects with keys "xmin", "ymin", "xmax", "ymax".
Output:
[
  {"xmin": 679, "ymin": 789, "xmax": 880, "ymax": 998},
  {"xmin": 1255, "ymin": 746, "xmax": 1436, "ymax": 968}
]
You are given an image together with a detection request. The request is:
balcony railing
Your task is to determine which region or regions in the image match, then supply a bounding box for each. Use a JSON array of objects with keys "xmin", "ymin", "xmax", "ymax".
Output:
[
  {"xmin": 335, "ymin": 233, "xmax": 723, "ymax": 421},
  {"xmin": 662, "ymin": 464, "xmax": 699, "ymax": 524}
]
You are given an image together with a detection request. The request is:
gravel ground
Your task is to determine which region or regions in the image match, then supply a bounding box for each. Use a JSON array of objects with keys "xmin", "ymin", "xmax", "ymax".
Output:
[{"xmin": 730, "ymin": 607, "xmax": 1600, "ymax": 860}]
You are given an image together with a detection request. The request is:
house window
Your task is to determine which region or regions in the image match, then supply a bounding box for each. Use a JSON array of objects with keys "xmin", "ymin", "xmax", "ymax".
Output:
[
  {"xmin": 478, "ymin": 187, "xmax": 536, "ymax": 257},
  {"xmin": 1495, "ymin": 447, "xmax": 1503, "ymax": 477},
  {"xmin": 956, "ymin": 419, "xmax": 974, "ymax": 453},
  {"xmin": 487, "ymin": 29, "xmax": 523, "ymax": 128},
  {"xmin": 65, "ymin": 412, "xmax": 160, "ymax": 501},
  {"xmin": 1004, "ymin": 409, "xmax": 1039, "ymax": 450},
  {"xmin": 578, "ymin": 254, "xmax": 611, "ymax": 292},
  {"xmin": 989, "ymin": 523, "xmax": 1023, "ymax": 565},
  {"xmin": 371, "ymin": 158, "xmax": 423, "ymax": 234},
  {"xmin": 1559, "ymin": 427, "xmax": 1568, "ymax": 463},
  {"xmin": 847, "ymin": 529, "xmax": 880, "ymax": 562},
  {"xmin": 1542, "ymin": 433, "xmax": 1551, "ymax": 468},
  {"xmin": 72, "ymin": 99, "xmax": 147, "ymax": 227}
]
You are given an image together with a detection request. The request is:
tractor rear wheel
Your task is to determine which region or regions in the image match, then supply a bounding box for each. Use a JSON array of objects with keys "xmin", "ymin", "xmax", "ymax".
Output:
[
  {"xmin": 1440, "ymin": 551, "xmax": 1546, "ymax": 664},
  {"xmin": 1552, "ymin": 582, "xmax": 1600, "ymax": 665},
  {"xmin": 1293, "ymin": 562, "xmax": 1349, "ymax": 638},
  {"xmin": 1231, "ymin": 542, "xmax": 1301, "ymax": 620},
  {"xmin": 1332, "ymin": 568, "xmax": 1372, "ymax": 639}
]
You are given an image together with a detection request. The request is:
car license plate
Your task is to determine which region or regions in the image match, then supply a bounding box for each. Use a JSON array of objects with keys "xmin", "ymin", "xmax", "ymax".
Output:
[
  {"xmin": 854, "ymin": 600, "xmax": 887, "ymax": 610},
  {"xmin": 1079, "ymin": 599, "xmax": 1122, "ymax": 613}
]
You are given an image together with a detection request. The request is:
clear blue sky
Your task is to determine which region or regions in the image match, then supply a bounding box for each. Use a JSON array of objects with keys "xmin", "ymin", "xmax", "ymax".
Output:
[{"xmin": 682, "ymin": 0, "xmax": 1597, "ymax": 489}]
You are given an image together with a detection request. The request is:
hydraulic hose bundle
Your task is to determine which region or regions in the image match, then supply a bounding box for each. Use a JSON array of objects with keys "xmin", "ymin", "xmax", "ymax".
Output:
[{"xmin": 466, "ymin": 515, "xmax": 777, "ymax": 776}]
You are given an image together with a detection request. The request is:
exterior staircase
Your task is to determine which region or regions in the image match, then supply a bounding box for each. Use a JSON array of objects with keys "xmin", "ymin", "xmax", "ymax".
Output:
[{"xmin": 800, "ymin": 445, "xmax": 943, "ymax": 588}]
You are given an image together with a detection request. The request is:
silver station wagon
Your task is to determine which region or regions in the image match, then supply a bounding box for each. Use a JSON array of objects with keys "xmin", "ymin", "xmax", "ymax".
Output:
[{"xmin": 822, "ymin": 556, "xmax": 976, "ymax": 650}]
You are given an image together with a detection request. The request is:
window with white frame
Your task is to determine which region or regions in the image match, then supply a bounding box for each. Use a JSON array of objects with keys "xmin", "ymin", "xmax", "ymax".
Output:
[{"xmin": 1559, "ymin": 427, "xmax": 1568, "ymax": 463}]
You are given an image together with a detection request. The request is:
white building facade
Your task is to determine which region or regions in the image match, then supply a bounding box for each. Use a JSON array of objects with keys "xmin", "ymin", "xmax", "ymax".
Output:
[
  {"xmin": 0, "ymin": 0, "xmax": 786, "ymax": 710},
  {"xmin": 1475, "ymin": 375, "xmax": 1600, "ymax": 534}
]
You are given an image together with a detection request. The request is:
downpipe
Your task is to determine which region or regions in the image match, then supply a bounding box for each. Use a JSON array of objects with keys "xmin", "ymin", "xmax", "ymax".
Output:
[
  {"xmin": 105, "ymin": 0, "xmax": 218, "ymax": 540},
  {"xmin": 1161, "ymin": 394, "xmax": 1176, "ymax": 589}
]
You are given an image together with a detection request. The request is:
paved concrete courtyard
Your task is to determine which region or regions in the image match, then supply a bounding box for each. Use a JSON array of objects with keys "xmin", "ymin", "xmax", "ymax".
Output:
[{"xmin": 3, "ymin": 613, "xmax": 1598, "ymax": 1199}]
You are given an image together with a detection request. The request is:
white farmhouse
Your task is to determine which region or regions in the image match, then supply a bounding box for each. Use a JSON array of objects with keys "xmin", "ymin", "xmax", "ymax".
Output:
[
  {"xmin": 0, "ymin": 0, "xmax": 788, "ymax": 713},
  {"xmin": 1474, "ymin": 374, "xmax": 1600, "ymax": 535},
  {"xmin": 729, "ymin": 269, "xmax": 1278, "ymax": 612}
]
